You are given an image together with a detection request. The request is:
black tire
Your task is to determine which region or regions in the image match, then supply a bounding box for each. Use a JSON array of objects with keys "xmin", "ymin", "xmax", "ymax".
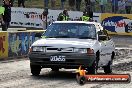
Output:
[
  {"xmin": 87, "ymin": 60, "xmax": 98, "ymax": 74},
  {"xmin": 111, "ymin": 52, "xmax": 115, "ymax": 60},
  {"xmin": 30, "ymin": 63, "xmax": 41, "ymax": 76},
  {"xmin": 87, "ymin": 52, "xmax": 99, "ymax": 74},
  {"xmin": 104, "ymin": 61, "xmax": 112, "ymax": 74},
  {"xmin": 77, "ymin": 76, "xmax": 86, "ymax": 85},
  {"xmin": 51, "ymin": 68, "xmax": 59, "ymax": 72}
]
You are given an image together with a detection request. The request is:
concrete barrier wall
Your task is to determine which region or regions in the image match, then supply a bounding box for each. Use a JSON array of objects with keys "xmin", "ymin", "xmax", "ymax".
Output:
[
  {"xmin": 0, "ymin": 30, "xmax": 131, "ymax": 60},
  {"xmin": 0, "ymin": 30, "xmax": 44, "ymax": 59},
  {"xmin": 0, "ymin": 32, "xmax": 8, "ymax": 59}
]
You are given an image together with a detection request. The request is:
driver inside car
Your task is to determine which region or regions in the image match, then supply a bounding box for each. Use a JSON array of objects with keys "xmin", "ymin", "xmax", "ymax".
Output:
[{"xmin": 59, "ymin": 29, "xmax": 69, "ymax": 36}]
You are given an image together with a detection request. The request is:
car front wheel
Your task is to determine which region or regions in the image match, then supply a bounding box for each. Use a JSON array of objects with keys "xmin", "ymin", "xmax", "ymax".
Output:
[
  {"xmin": 87, "ymin": 60, "xmax": 98, "ymax": 74},
  {"xmin": 30, "ymin": 63, "xmax": 41, "ymax": 76}
]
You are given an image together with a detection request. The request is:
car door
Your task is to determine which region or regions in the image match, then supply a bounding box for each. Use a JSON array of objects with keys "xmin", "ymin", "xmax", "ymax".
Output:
[
  {"xmin": 103, "ymin": 30, "xmax": 114, "ymax": 62},
  {"xmin": 98, "ymin": 30, "xmax": 111, "ymax": 66}
]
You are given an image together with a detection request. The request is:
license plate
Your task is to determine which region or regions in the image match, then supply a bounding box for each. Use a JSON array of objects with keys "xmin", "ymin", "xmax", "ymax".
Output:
[{"xmin": 50, "ymin": 56, "xmax": 66, "ymax": 61}]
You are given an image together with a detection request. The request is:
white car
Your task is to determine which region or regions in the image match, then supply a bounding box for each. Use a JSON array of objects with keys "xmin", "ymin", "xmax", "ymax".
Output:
[{"xmin": 29, "ymin": 21, "xmax": 115, "ymax": 76}]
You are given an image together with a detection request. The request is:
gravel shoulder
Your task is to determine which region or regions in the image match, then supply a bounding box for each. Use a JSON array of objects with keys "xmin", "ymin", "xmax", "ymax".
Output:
[{"xmin": 0, "ymin": 54, "xmax": 132, "ymax": 88}]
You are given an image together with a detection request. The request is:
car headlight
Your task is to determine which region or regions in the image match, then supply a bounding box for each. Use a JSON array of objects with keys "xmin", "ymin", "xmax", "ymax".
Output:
[
  {"xmin": 32, "ymin": 46, "xmax": 45, "ymax": 52},
  {"xmin": 74, "ymin": 48, "xmax": 87, "ymax": 53},
  {"xmin": 87, "ymin": 48, "xmax": 94, "ymax": 55}
]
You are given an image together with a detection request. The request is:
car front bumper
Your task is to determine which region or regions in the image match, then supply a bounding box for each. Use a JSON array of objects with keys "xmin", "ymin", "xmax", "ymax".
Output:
[{"xmin": 29, "ymin": 52, "xmax": 96, "ymax": 68}]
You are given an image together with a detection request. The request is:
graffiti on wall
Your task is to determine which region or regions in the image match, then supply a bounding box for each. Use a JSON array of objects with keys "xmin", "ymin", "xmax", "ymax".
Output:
[
  {"xmin": 29, "ymin": 32, "xmax": 35, "ymax": 47},
  {"xmin": 8, "ymin": 32, "xmax": 30, "ymax": 57},
  {"xmin": 8, "ymin": 32, "xmax": 43, "ymax": 57},
  {"xmin": 0, "ymin": 36, "xmax": 5, "ymax": 53},
  {"xmin": 0, "ymin": 32, "xmax": 8, "ymax": 58},
  {"xmin": 21, "ymin": 33, "xmax": 29, "ymax": 55},
  {"xmin": 8, "ymin": 33, "xmax": 22, "ymax": 57}
]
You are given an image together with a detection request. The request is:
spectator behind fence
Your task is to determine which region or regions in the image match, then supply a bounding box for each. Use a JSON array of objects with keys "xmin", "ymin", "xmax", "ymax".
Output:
[
  {"xmin": 111, "ymin": 0, "xmax": 118, "ymax": 13},
  {"xmin": 125, "ymin": 0, "xmax": 132, "ymax": 14},
  {"xmin": 51, "ymin": 0, "xmax": 56, "ymax": 9},
  {"xmin": 90, "ymin": 0, "xmax": 96, "ymax": 12},
  {"xmin": 76, "ymin": 0, "xmax": 82, "ymax": 11},
  {"xmin": 2, "ymin": 0, "xmax": 11, "ymax": 31},
  {"xmin": 80, "ymin": 11, "xmax": 90, "ymax": 21},
  {"xmin": 85, "ymin": 0, "xmax": 90, "ymax": 7},
  {"xmin": 10, "ymin": 0, "xmax": 14, "ymax": 7},
  {"xmin": 61, "ymin": 0, "xmax": 66, "ymax": 9},
  {"xmin": 18, "ymin": 0, "xmax": 25, "ymax": 7},
  {"xmin": 99, "ymin": 0, "xmax": 108, "ymax": 13},
  {"xmin": 57, "ymin": 9, "xmax": 69, "ymax": 21},
  {"xmin": 118, "ymin": 0, "xmax": 126, "ymax": 14},
  {"xmin": 0, "ymin": 6, "xmax": 5, "ymax": 31},
  {"xmin": 44, "ymin": 0, "xmax": 49, "ymax": 8},
  {"xmin": 68, "ymin": 0, "xmax": 75, "ymax": 10}
]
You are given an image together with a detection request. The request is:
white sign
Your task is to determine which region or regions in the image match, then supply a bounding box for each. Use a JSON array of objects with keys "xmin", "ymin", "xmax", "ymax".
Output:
[
  {"xmin": 11, "ymin": 7, "xmax": 43, "ymax": 28},
  {"xmin": 11, "ymin": 7, "xmax": 101, "ymax": 28}
]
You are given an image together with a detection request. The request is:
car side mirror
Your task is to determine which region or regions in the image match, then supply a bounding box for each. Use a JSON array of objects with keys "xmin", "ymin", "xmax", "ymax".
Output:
[
  {"xmin": 35, "ymin": 33, "xmax": 42, "ymax": 38},
  {"xmin": 98, "ymin": 35, "xmax": 107, "ymax": 41}
]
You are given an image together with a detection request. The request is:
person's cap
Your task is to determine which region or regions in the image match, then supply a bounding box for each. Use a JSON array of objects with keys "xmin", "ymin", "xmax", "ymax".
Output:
[
  {"xmin": 63, "ymin": 9, "xmax": 67, "ymax": 14},
  {"xmin": 63, "ymin": 9, "xmax": 67, "ymax": 12}
]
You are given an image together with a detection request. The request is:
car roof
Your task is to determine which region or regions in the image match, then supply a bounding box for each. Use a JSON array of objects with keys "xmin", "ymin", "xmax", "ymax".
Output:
[
  {"xmin": 53, "ymin": 21, "xmax": 103, "ymax": 31},
  {"xmin": 53, "ymin": 21, "xmax": 99, "ymax": 24}
]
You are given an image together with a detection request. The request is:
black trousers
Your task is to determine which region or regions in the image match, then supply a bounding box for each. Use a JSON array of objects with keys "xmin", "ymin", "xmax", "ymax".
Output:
[
  {"xmin": 10, "ymin": 0, "xmax": 14, "ymax": 7},
  {"xmin": 18, "ymin": 0, "xmax": 25, "ymax": 7},
  {"xmin": 1, "ymin": 22, "xmax": 10, "ymax": 31},
  {"xmin": 76, "ymin": 0, "xmax": 81, "ymax": 11},
  {"xmin": 112, "ymin": 5, "xmax": 118, "ymax": 13},
  {"xmin": 85, "ymin": 0, "xmax": 90, "ymax": 7},
  {"xmin": 125, "ymin": 6, "xmax": 131, "ymax": 14}
]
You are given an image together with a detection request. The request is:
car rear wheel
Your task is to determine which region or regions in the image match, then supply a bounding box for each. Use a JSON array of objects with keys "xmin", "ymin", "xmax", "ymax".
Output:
[
  {"xmin": 103, "ymin": 61, "xmax": 112, "ymax": 74},
  {"xmin": 30, "ymin": 63, "xmax": 41, "ymax": 76},
  {"xmin": 103, "ymin": 53, "xmax": 114, "ymax": 74}
]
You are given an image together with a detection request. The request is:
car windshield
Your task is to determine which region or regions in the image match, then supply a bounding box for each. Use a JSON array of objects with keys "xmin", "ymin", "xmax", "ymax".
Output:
[{"xmin": 43, "ymin": 23, "xmax": 96, "ymax": 39}]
